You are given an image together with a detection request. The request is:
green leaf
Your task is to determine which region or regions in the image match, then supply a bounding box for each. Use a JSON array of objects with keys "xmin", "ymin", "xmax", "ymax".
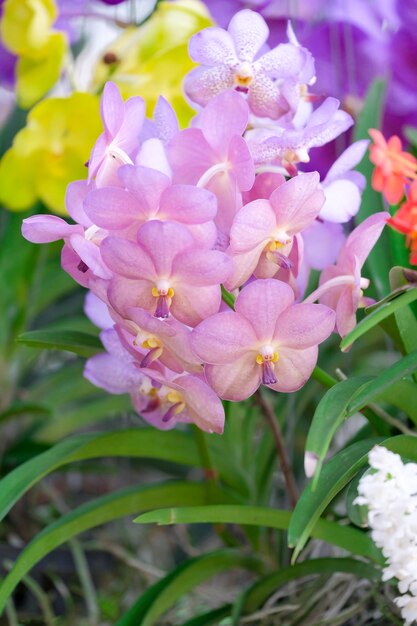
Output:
[
  {"xmin": 17, "ymin": 329, "xmax": 103, "ymax": 358},
  {"xmin": 0, "ymin": 482, "xmax": 222, "ymax": 614},
  {"xmin": 0, "ymin": 429, "xmax": 201, "ymax": 523},
  {"xmin": 353, "ymin": 78, "xmax": 390, "ymax": 298},
  {"xmin": 35, "ymin": 394, "xmax": 133, "ymax": 442},
  {"xmin": 340, "ymin": 288, "xmax": 417, "ymax": 351},
  {"xmin": 379, "ymin": 379, "xmax": 417, "ymax": 426},
  {"xmin": 235, "ymin": 558, "xmax": 380, "ymax": 620},
  {"xmin": 347, "ymin": 349, "xmax": 417, "ymax": 414},
  {"xmin": 390, "ymin": 267, "xmax": 417, "ymax": 357},
  {"xmin": 116, "ymin": 550, "xmax": 261, "ymax": 626},
  {"xmin": 405, "ymin": 126, "xmax": 417, "ymax": 147},
  {"xmin": 305, "ymin": 377, "xmax": 372, "ymax": 485},
  {"xmin": 135, "ymin": 504, "xmax": 380, "ymax": 562},
  {"xmin": 181, "ymin": 605, "xmax": 232, "ymax": 626},
  {"xmin": 289, "ymin": 435, "xmax": 417, "ymax": 561},
  {"xmin": 346, "ymin": 470, "xmax": 368, "ymax": 528}
]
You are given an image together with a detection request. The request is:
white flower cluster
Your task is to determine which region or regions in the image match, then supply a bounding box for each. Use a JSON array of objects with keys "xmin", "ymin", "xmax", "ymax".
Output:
[{"xmin": 355, "ymin": 446, "xmax": 417, "ymax": 625}]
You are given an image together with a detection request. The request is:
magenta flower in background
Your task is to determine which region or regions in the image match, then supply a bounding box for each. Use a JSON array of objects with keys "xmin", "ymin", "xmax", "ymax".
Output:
[
  {"xmin": 225, "ymin": 172, "xmax": 324, "ymax": 290},
  {"xmin": 185, "ymin": 9, "xmax": 313, "ymax": 119},
  {"xmin": 304, "ymin": 212, "xmax": 389, "ymax": 337},
  {"xmin": 191, "ymin": 279, "xmax": 335, "ymax": 401},
  {"xmin": 101, "ymin": 220, "xmax": 232, "ymax": 327},
  {"xmin": 88, "ymin": 82, "xmax": 145, "ymax": 187}
]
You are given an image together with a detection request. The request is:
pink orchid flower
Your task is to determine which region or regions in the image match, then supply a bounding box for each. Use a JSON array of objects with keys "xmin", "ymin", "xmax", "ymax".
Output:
[
  {"xmin": 167, "ymin": 90, "xmax": 255, "ymax": 235},
  {"xmin": 191, "ymin": 278, "xmax": 335, "ymax": 401},
  {"xmin": 101, "ymin": 220, "xmax": 232, "ymax": 327},
  {"xmin": 139, "ymin": 367, "xmax": 225, "ymax": 434},
  {"xmin": 84, "ymin": 164, "xmax": 218, "ymax": 247},
  {"xmin": 185, "ymin": 9, "xmax": 312, "ymax": 119},
  {"xmin": 88, "ymin": 82, "xmax": 145, "ymax": 187},
  {"xmin": 304, "ymin": 212, "xmax": 390, "ymax": 338},
  {"xmin": 225, "ymin": 172, "xmax": 324, "ymax": 290}
]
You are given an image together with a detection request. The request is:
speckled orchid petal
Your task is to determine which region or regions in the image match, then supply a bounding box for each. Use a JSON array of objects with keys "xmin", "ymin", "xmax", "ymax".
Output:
[{"xmin": 227, "ymin": 9, "xmax": 269, "ymax": 62}]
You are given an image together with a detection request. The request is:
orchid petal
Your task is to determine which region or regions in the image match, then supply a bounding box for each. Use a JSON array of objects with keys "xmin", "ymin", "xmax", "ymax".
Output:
[
  {"xmin": 228, "ymin": 9, "xmax": 269, "ymax": 62},
  {"xmin": 275, "ymin": 303, "xmax": 335, "ymax": 348},
  {"xmin": 84, "ymin": 187, "xmax": 143, "ymax": 230},
  {"xmin": 188, "ymin": 27, "xmax": 237, "ymax": 66},
  {"xmin": 320, "ymin": 179, "xmax": 362, "ymax": 223},
  {"xmin": 175, "ymin": 375, "xmax": 225, "ymax": 434},
  {"xmin": 270, "ymin": 172, "xmax": 324, "ymax": 233},
  {"xmin": 173, "ymin": 249, "xmax": 232, "ymax": 286},
  {"xmin": 101, "ymin": 237, "xmax": 156, "ymax": 279},
  {"xmin": 160, "ymin": 185, "xmax": 217, "ymax": 224},
  {"xmin": 137, "ymin": 221, "xmax": 194, "ymax": 276},
  {"xmin": 192, "ymin": 310, "xmax": 257, "ymax": 364},
  {"xmin": 253, "ymin": 43, "xmax": 304, "ymax": 77},
  {"xmin": 230, "ymin": 199, "xmax": 276, "ymax": 253},
  {"xmin": 235, "ymin": 278, "xmax": 294, "ymax": 341},
  {"xmin": 184, "ymin": 65, "xmax": 234, "ymax": 108},
  {"xmin": 171, "ymin": 284, "xmax": 221, "ymax": 327},
  {"xmin": 340, "ymin": 212, "xmax": 389, "ymax": 269},
  {"xmin": 268, "ymin": 346, "xmax": 318, "ymax": 393},
  {"xmin": 247, "ymin": 72, "xmax": 287, "ymax": 119},
  {"xmin": 22, "ymin": 215, "xmax": 83, "ymax": 243},
  {"xmin": 66, "ymin": 180, "xmax": 93, "ymax": 227},
  {"xmin": 118, "ymin": 164, "xmax": 170, "ymax": 215},
  {"xmin": 201, "ymin": 91, "xmax": 249, "ymax": 153},
  {"xmin": 205, "ymin": 353, "xmax": 261, "ymax": 401},
  {"xmin": 100, "ymin": 81, "xmax": 124, "ymax": 137}
]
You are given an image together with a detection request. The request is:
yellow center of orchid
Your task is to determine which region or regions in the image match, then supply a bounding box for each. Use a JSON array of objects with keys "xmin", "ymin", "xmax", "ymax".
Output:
[
  {"xmin": 152, "ymin": 286, "xmax": 175, "ymax": 298},
  {"xmin": 234, "ymin": 62, "xmax": 254, "ymax": 88},
  {"xmin": 141, "ymin": 336, "xmax": 162, "ymax": 350}
]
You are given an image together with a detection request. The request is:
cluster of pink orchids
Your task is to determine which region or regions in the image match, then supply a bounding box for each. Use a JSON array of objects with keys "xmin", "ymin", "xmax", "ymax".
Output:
[{"xmin": 22, "ymin": 10, "xmax": 389, "ymax": 435}]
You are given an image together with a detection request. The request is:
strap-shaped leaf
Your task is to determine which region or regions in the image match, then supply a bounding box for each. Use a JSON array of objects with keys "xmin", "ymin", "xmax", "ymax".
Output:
[
  {"xmin": 17, "ymin": 329, "xmax": 103, "ymax": 358},
  {"xmin": 135, "ymin": 504, "xmax": 381, "ymax": 563},
  {"xmin": 0, "ymin": 429, "xmax": 201, "ymax": 523}
]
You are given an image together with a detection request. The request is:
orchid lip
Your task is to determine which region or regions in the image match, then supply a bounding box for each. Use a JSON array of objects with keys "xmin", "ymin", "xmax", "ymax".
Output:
[
  {"xmin": 77, "ymin": 260, "xmax": 89, "ymax": 273},
  {"xmin": 152, "ymin": 283, "xmax": 174, "ymax": 318},
  {"xmin": 256, "ymin": 346, "xmax": 279, "ymax": 386},
  {"xmin": 140, "ymin": 345, "xmax": 163, "ymax": 367}
]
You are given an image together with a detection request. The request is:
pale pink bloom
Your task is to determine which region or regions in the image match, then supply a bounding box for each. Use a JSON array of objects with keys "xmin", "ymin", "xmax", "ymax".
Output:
[
  {"xmin": 88, "ymin": 82, "xmax": 145, "ymax": 187},
  {"xmin": 306, "ymin": 212, "xmax": 389, "ymax": 338},
  {"xmin": 225, "ymin": 172, "xmax": 324, "ymax": 290},
  {"xmin": 191, "ymin": 278, "xmax": 335, "ymax": 401},
  {"xmin": 167, "ymin": 91, "xmax": 255, "ymax": 235},
  {"xmin": 101, "ymin": 221, "xmax": 232, "ymax": 327},
  {"xmin": 84, "ymin": 164, "xmax": 218, "ymax": 247}
]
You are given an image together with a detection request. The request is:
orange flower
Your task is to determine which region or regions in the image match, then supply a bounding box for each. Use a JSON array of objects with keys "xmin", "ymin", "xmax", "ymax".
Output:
[
  {"xmin": 369, "ymin": 128, "xmax": 417, "ymax": 205},
  {"xmin": 388, "ymin": 181, "xmax": 417, "ymax": 265}
]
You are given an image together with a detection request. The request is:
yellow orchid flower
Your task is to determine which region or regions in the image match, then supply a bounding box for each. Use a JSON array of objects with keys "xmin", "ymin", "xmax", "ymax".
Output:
[
  {"xmin": 92, "ymin": 0, "xmax": 212, "ymax": 127},
  {"xmin": 0, "ymin": 0, "xmax": 67, "ymax": 108},
  {"xmin": 0, "ymin": 93, "xmax": 101, "ymax": 214}
]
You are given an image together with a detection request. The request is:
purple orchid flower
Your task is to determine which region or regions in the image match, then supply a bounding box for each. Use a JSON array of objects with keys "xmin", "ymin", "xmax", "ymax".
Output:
[
  {"xmin": 250, "ymin": 97, "xmax": 353, "ymax": 174},
  {"xmin": 304, "ymin": 212, "xmax": 389, "ymax": 338},
  {"xmin": 225, "ymin": 172, "xmax": 324, "ymax": 290},
  {"xmin": 191, "ymin": 278, "xmax": 335, "ymax": 401},
  {"xmin": 84, "ymin": 164, "xmax": 218, "ymax": 247},
  {"xmin": 185, "ymin": 9, "xmax": 313, "ymax": 119},
  {"xmin": 168, "ymin": 90, "xmax": 255, "ymax": 235},
  {"xmin": 101, "ymin": 220, "xmax": 232, "ymax": 327},
  {"xmin": 138, "ymin": 366, "xmax": 225, "ymax": 434},
  {"xmin": 88, "ymin": 82, "xmax": 145, "ymax": 187}
]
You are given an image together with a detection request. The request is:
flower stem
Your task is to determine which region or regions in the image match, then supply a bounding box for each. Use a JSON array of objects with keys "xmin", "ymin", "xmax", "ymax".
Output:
[{"xmin": 254, "ymin": 389, "xmax": 298, "ymax": 508}]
